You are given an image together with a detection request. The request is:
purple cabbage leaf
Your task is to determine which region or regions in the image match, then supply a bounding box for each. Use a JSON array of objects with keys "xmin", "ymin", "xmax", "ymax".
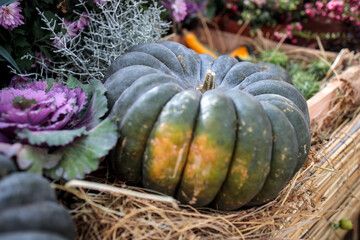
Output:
[{"xmin": 0, "ymin": 77, "xmax": 117, "ymax": 180}]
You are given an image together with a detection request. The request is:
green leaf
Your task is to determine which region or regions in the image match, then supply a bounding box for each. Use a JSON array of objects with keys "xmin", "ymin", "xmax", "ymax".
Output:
[
  {"xmin": 17, "ymin": 127, "xmax": 87, "ymax": 147},
  {"xmin": 16, "ymin": 145, "xmax": 63, "ymax": 173},
  {"xmin": 39, "ymin": 45, "xmax": 53, "ymax": 60},
  {"xmin": 88, "ymin": 79, "xmax": 108, "ymax": 120},
  {"xmin": 0, "ymin": 45, "xmax": 21, "ymax": 72},
  {"xmin": 45, "ymin": 118, "xmax": 118, "ymax": 180},
  {"xmin": 14, "ymin": 36, "xmax": 31, "ymax": 48},
  {"xmin": 23, "ymin": 5, "xmax": 32, "ymax": 18},
  {"xmin": 44, "ymin": 10, "xmax": 56, "ymax": 22},
  {"xmin": 12, "ymin": 28, "xmax": 26, "ymax": 35},
  {"xmin": 66, "ymin": 76, "xmax": 91, "ymax": 94},
  {"xmin": 0, "ymin": 0, "xmax": 18, "ymax": 6},
  {"xmin": 32, "ymin": 19, "xmax": 43, "ymax": 40},
  {"xmin": 70, "ymin": 78, "xmax": 108, "ymax": 129}
]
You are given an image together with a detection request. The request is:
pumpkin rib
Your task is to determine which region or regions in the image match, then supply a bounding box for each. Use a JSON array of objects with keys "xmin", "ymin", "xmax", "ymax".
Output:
[
  {"xmin": 257, "ymin": 62, "xmax": 292, "ymax": 84},
  {"xmin": 111, "ymin": 83, "xmax": 182, "ymax": 185},
  {"xmin": 130, "ymin": 43, "xmax": 187, "ymax": 79},
  {"xmin": 176, "ymin": 90, "xmax": 237, "ymax": 207},
  {"xmin": 0, "ymin": 231, "xmax": 68, "ymax": 240},
  {"xmin": 210, "ymin": 55, "xmax": 238, "ymax": 87},
  {"xmin": 219, "ymin": 62, "xmax": 261, "ymax": 88},
  {"xmin": 0, "ymin": 172, "xmax": 56, "ymax": 211},
  {"xmin": 142, "ymin": 89, "xmax": 202, "ymax": 196},
  {"xmin": 0, "ymin": 201, "xmax": 75, "ymax": 240},
  {"xmin": 159, "ymin": 41, "xmax": 202, "ymax": 85},
  {"xmin": 105, "ymin": 65, "xmax": 163, "ymax": 109},
  {"xmin": 0, "ymin": 155, "xmax": 17, "ymax": 179},
  {"xmin": 109, "ymin": 72, "xmax": 188, "ymax": 121},
  {"xmin": 213, "ymin": 90, "xmax": 272, "ymax": 210},
  {"xmin": 199, "ymin": 53, "xmax": 215, "ymax": 83},
  {"xmin": 256, "ymin": 94, "xmax": 311, "ymax": 173},
  {"xmin": 247, "ymin": 101, "xmax": 298, "ymax": 206},
  {"xmin": 236, "ymin": 72, "xmax": 284, "ymax": 90},
  {"xmin": 105, "ymin": 52, "xmax": 177, "ymax": 80},
  {"xmin": 243, "ymin": 80, "xmax": 310, "ymax": 125}
]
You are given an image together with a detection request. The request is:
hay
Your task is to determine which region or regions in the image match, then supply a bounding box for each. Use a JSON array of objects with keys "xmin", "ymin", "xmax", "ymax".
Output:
[{"xmin": 58, "ymin": 162, "xmax": 317, "ymax": 239}]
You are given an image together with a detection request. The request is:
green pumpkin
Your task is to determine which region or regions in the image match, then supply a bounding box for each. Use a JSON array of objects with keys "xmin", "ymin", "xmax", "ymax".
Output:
[
  {"xmin": 105, "ymin": 41, "xmax": 311, "ymax": 210},
  {"xmin": 0, "ymin": 155, "xmax": 75, "ymax": 240}
]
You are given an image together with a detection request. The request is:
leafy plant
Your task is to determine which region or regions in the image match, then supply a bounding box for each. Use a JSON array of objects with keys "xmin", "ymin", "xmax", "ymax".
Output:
[
  {"xmin": 258, "ymin": 50, "xmax": 288, "ymax": 68},
  {"xmin": 308, "ymin": 59, "xmax": 330, "ymax": 80},
  {"xmin": 0, "ymin": 77, "xmax": 117, "ymax": 180},
  {"xmin": 287, "ymin": 62, "xmax": 320, "ymax": 100},
  {"xmin": 225, "ymin": 0, "xmax": 304, "ymax": 28},
  {"xmin": 0, "ymin": 0, "xmax": 170, "ymax": 84}
]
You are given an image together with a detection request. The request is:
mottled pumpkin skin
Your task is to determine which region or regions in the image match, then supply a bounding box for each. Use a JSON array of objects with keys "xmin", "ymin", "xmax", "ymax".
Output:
[{"xmin": 105, "ymin": 41, "xmax": 311, "ymax": 210}]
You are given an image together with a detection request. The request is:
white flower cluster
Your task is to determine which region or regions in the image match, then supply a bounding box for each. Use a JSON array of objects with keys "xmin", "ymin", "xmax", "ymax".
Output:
[{"xmin": 26, "ymin": 0, "xmax": 170, "ymax": 82}]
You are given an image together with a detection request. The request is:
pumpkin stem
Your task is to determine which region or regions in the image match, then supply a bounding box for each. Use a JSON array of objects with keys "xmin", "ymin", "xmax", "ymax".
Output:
[{"xmin": 199, "ymin": 69, "xmax": 216, "ymax": 93}]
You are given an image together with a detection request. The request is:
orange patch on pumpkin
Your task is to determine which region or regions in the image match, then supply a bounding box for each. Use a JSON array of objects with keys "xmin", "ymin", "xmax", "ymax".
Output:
[
  {"xmin": 147, "ymin": 124, "xmax": 190, "ymax": 181},
  {"xmin": 185, "ymin": 135, "xmax": 229, "ymax": 180}
]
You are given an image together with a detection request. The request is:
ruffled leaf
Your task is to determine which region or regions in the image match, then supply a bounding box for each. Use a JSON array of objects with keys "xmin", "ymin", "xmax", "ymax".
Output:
[
  {"xmin": 73, "ymin": 79, "xmax": 108, "ymax": 129},
  {"xmin": 16, "ymin": 145, "xmax": 63, "ymax": 173},
  {"xmin": 45, "ymin": 117, "xmax": 117, "ymax": 180},
  {"xmin": 17, "ymin": 127, "xmax": 86, "ymax": 147}
]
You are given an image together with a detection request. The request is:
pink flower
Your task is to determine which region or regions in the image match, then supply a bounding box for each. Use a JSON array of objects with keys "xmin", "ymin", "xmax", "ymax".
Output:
[
  {"xmin": 253, "ymin": 0, "xmax": 266, "ymax": 6},
  {"xmin": 64, "ymin": 19, "xmax": 78, "ymax": 37},
  {"xmin": 0, "ymin": 2, "xmax": 24, "ymax": 30},
  {"xmin": 52, "ymin": 37, "xmax": 66, "ymax": 50},
  {"xmin": 31, "ymin": 51, "xmax": 51, "ymax": 68},
  {"xmin": 76, "ymin": 12, "xmax": 90, "ymax": 30},
  {"xmin": 315, "ymin": 1, "xmax": 325, "ymax": 10},
  {"xmin": 93, "ymin": 0, "xmax": 107, "ymax": 5},
  {"xmin": 171, "ymin": 0, "xmax": 187, "ymax": 22},
  {"xmin": 295, "ymin": 22, "xmax": 303, "ymax": 31},
  {"xmin": 305, "ymin": 9, "xmax": 316, "ymax": 18}
]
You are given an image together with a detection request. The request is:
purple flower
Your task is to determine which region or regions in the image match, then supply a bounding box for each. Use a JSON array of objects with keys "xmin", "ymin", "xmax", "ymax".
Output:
[
  {"xmin": 9, "ymin": 75, "xmax": 29, "ymax": 88},
  {"xmin": 64, "ymin": 19, "xmax": 78, "ymax": 37},
  {"xmin": 0, "ymin": 81, "xmax": 87, "ymax": 143},
  {"xmin": 52, "ymin": 36, "xmax": 66, "ymax": 50},
  {"xmin": 186, "ymin": 1, "xmax": 208, "ymax": 15},
  {"xmin": 93, "ymin": 0, "xmax": 107, "ymax": 5},
  {"xmin": 163, "ymin": 0, "xmax": 188, "ymax": 22},
  {"xmin": 31, "ymin": 51, "xmax": 51, "ymax": 69},
  {"xmin": 76, "ymin": 12, "xmax": 90, "ymax": 30},
  {"xmin": 0, "ymin": 1, "xmax": 24, "ymax": 30}
]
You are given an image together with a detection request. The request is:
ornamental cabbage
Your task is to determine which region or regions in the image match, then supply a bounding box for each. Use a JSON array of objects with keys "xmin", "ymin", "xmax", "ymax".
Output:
[
  {"xmin": 0, "ymin": 81, "xmax": 87, "ymax": 143},
  {"xmin": 0, "ymin": 77, "xmax": 117, "ymax": 180}
]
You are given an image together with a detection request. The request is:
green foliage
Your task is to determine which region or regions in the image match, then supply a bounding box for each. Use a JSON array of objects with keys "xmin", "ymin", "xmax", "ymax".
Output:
[
  {"xmin": 258, "ymin": 50, "xmax": 288, "ymax": 68},
  {"xmin": 232, "ymin": 0, "xmax": 304, "ymax": 28},
  {"xmin": 256, "ymin": 50, "xmax": 327, "ymax": 100},
  {"xmin": 0, "ymin": 45, "xmax": 21, "ymax": 72},
  {"xmin": 0, "ymin": 0, "xmax": 98, "ymax": 81},
  {"xmin": 308, "ymin": 59, "xmax": 330, "ymax": 81},
  {"xmin": 287, "ymin": 62, "xmax": 320, "ymax": 100}
]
